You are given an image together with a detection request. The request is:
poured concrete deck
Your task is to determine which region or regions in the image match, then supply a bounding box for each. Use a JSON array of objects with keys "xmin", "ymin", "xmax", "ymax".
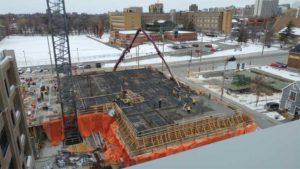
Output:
[{"xmin": 73, "ymin": 68, "xmax": 235, "ymax": 135}]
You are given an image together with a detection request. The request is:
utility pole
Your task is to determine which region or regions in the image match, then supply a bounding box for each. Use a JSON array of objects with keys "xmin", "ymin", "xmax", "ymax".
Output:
[
  {"xmin": 46, "ymin": 35, "xmax": 54, "ymax": 75},
  {"xmin": 77, "ymin": 48, "xmax": 80, "ymax": 63},
  {"xmin": 22, "ymin": 50, "xmax": 27, "ymax": 67},
  {"xmin": 221, "ymin": 57, "xmax": 229, "ymax": 101},
  {"xmin": 262, "ymin": 20, "xmax": 268, "ymax": 55}
]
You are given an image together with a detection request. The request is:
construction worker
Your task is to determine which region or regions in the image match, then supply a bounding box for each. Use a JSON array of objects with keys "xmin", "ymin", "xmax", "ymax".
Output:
[
  {"xmin": 192, "ymin": 98, "xmax": 196, "ymax": 105},
  {"xmin": 186, "ymin": 105, "xmax": 192, "ymax": 112},
  {"xmin": 158, "ymin": 98, "xmax": 162, "ymax": 108}
]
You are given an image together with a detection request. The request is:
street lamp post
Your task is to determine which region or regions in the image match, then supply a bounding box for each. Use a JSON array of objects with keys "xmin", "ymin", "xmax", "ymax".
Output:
[
  {"xmin": 77, "ymin": 48, "xmax": 80, "ymax": 63},
  {"xmin": 22, "ymin": 50, "xmax": 27, "ymax": 67},
  {"xmin": 46, "ymin": 35, "xmax": 54, "ymax": 75}
]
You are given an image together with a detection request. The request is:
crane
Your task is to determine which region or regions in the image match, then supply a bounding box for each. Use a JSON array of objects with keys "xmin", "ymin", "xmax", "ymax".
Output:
[{"xmin": 46, "ymin": 0, "xmax": 82, "ymax": 145}]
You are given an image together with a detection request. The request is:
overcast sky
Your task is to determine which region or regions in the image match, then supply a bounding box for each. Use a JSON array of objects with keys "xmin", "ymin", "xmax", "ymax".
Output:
[{"xmin": 0, "ymin": 0, "xmax": 296, "ymax": 14}]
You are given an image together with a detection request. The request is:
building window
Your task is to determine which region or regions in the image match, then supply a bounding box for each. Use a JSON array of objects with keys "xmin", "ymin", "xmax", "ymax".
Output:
[
  {"xmin": 9, "ymin": 159, "xmax": 14, "ymax": 169},
  {"xmin": 17, "ymin": 138, "xmax": 21, "ymax": 154},
  {"xmin": 289, "ymin": 91, "xmax": 297, "ymax": 101},
  {"xmin": 4, "ymin": 79, "xmax": 9, "ymax": 97},
  {"xmin": 11, "ymin": 110, "xmax": 15, "ymax": 127},
  {"xmin": 0, "ymin": 128, "xmax": 9, "ymax": 156}
]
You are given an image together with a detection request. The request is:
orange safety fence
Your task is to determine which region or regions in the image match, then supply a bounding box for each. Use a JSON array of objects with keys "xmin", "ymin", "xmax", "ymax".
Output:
[
  {"xmin": 42, "ymin": 112, "xmax": 257, "ymax": 167},
  {"xmin": 42, "ymin": 119, "xmax": 64, "ymax": 146}
]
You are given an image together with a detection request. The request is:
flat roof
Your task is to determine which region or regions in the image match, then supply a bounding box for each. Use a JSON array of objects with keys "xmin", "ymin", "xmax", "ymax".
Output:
[
  {"xmin": 74, "ymin": 68, "xmax": 235, "ymax": 134},
  {"xmin": 128, "ymin": 120, "xmax": 300, "ymax": 169}
]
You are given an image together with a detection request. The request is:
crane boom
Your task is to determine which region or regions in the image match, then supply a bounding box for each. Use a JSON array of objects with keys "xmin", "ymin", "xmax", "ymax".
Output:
[{"xmin": 113, "ymin": 28, "xmax": 180, "ymax": 88}]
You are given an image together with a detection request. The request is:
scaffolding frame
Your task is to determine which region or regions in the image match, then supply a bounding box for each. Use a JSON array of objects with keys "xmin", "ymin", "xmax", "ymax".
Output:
[{"xmin": 116, "ymin": 111, "xmax": 253, "ymax": 156}]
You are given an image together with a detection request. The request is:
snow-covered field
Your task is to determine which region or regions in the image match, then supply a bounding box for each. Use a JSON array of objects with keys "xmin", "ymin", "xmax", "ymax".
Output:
[
  {"xmin": 253, "ymin": 66, "xmax": 300, "ymax": 81},
  {"xmin": 0, "ymin": 35, "xmax": 122, "ymax": 66}
]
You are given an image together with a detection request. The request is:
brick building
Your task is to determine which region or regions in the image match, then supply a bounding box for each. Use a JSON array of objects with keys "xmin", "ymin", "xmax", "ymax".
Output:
[
  {"xmin": 0, "ymin": 50, "xmax": 34, "ymax": 169},
  {"xmin": 164, "ymin": 31, "xmax": 197, "ymax": 41},
  {"xmin": 110, "ymin": 30, "xmax": 197, "ymax": 47}
]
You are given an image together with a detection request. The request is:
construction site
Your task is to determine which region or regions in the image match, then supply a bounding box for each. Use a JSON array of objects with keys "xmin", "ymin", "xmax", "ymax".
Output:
[
  {"xmin": 2, "ymin": 1, "xmax": 257, "ymax": 169},
  {"xmin": 35, "ymin": 66, "xmax": 256, "ymax": 168}
]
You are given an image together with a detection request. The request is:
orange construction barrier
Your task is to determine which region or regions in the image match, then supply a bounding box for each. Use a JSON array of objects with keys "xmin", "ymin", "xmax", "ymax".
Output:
[
  {"xmin": 42, "ymin": 112, "xmax": 257, "ymax": 167},
  {"xmin": 42, "ymin": 119, "xmax": 64, "ymax": 146}
]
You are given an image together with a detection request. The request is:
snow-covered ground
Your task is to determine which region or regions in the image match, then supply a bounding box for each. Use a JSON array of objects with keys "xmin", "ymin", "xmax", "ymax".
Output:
[
  {"xmin": 103, "ymin": 55, "xmax": 195, "ymax": 68},
  {"xmin": 253, "ymin": 66, "xmax": 300, "ymax": 82},
  {"xmin": 0, "ymin": 35, "xmax": 122, "ymax": 66},
  {"xmin": 193, "ymin": 35, "xmax": 225, "ymax": 43},
  {"xmin": 202, "ymin": 84, "xmax": 282, "ymax": 113},
  {"xmin": 263, "ymin": 112, "xmax": 285, "ymax": 121}
]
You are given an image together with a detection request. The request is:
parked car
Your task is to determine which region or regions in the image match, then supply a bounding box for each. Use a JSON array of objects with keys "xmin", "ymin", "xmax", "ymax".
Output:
[
  {"xmin": 77, "ymin": 64, "xmax": 84, "ymax": 69},
  {"xmin": 205, "ymin": 44, "xmax": 213, "ymax": 48},
  {"xmin": 95, "ymin": 63, "xmax": 102, "ymax": 68},
  {"xmin": 264, "ymin": 102, "xmax": 279, "ymax": 111},
  {"xmin": 26, "ymin": 68, "xmax": 32, "ymax": 73},
  {"xmin": 270, "ymin": 62, "xmax": 287, "ymax": 68},
  {"xmin": 18, "ymin": 68, "xmax": 24, "ymax": 75},
  {"xmin": 84, "ymin": 64, "xmax": 92, "ymax": 69}
]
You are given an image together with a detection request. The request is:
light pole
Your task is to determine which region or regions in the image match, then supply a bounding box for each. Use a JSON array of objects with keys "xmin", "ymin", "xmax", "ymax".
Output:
[
  {"xmin": 46, "ymin": 35, "xmax": 54, "ymax": 75},
  {"xmin": 22, "ymin": 50, "xmax": 27, "ymax": 67},
  {"xmin": 160, "ymin": 26, "xmax": 165, "ymax": 71},
  {"xmin": 77, "ymin": 48, "xmax": 80, "ymax": 63}
]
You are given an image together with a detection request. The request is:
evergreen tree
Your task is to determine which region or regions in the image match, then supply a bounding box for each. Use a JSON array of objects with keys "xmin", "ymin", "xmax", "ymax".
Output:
[{"xmin": 279, "ymin": 21, "xmax": 295, "ymax": 45}]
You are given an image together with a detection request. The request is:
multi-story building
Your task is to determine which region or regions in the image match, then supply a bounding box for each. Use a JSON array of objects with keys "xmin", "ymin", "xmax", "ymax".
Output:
[
  {"xmin": 189, "ymin": 4, "xmax": 198, "ymax": 12},
  {"xmin": 109, "ymin": 8, "xmax": 142, "ymax": 31},
  {"xmin": 243, "ymin": 5, "xmax": 255, "ymax": 17},
  {"xmin": 254, "ymin": 0, "xmax": 279, "ymax": 18},
  {"xmin": 149, "ymin": 3, "xmax": 164, "ymax": 13},
  {"xmin": 189, "ymin": 11, "xmax": 232, "ymax": 34},
  {"xmin": 0, "ymin": 50, "xmax": 34, "ymax": 169}
]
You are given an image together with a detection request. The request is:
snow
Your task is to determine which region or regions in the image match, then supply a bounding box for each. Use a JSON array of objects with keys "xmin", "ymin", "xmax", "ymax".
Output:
[
  {"xmin": 279, "ymin": 27, "xmax": 300, "ymax": 36},
  {"xmin": 0, "ymin": 35, "xmax": 122, "ymax": 67},
  {"xmin": 263, "ymin": 112, "xmax": 285, "ymax": 121},
  {"xmin": 119, "ymin": 30, "xmax": 154, "ymax": 35},
  {"xmin": 253, "ymin": 66, "xmax": 300, "ymax": 82},
  {"xmin": 103, "ymin": 55, "xmax": 195, "ymax": 68},
  {"xmin": 125, "ymin": 42, "xmax": 175, "ymax": 57},
  {"xmin": 157, "ymin": 20, "xmax": 166, "ymax": 23},
  {"xmin": 194, "ymin": 35, "xmax": 225, "ymax": 43},
  {"xmin": 164, "ymin": 31, "xmax": 196, "ymax": 34},
  {"xmin": 202, "ymin": 43, "xmax": 277, "ymax": 58},
  {"xmin": 202, "ymin": 84, "xmax": 282, "ymax": 113}
]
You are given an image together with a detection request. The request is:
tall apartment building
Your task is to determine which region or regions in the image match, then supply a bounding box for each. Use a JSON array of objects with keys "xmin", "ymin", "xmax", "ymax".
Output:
[
  {"xmin": 0, "ymin": 50, "xmax": 34, "ymax": 169},
  {"xmin": 149, "ymin": 3, "xmax": 164, "ymax": 13},
  {"xmin": 189, "ymin": 11, "xmax": 232, "ymax": 34},
  {"xmin": 109, "ymin": 8, "xmax": 142, "ymax": 31},
  {"xmin": 189, "ymin": 4, "xmax": 198, "ymax": 12},
  {"xmin": 254, "ymin": 0, "xmax": 279, "ymax": 18}
]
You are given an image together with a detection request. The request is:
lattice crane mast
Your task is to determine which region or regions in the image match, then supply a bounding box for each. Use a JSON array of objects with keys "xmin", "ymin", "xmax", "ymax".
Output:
[{"xmin": 46, "ymin": 0, "xmax": 82, "ymax": 145}]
